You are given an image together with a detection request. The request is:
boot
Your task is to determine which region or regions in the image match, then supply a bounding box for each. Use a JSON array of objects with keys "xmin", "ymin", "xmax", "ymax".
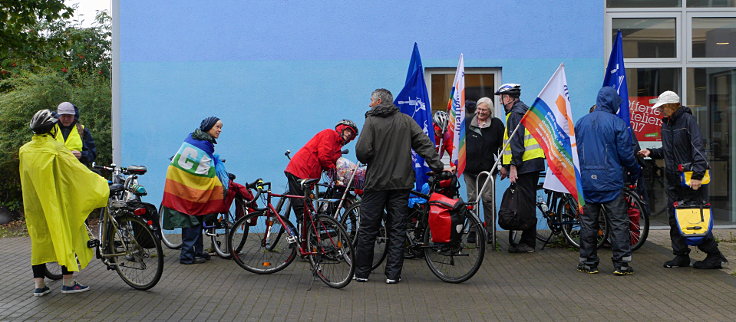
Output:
[
  {"xmin": 693, "ymin": 252, "xmax": 725, "ymax": 269},
  {"xmin": 663, "ymin": 255, "xmax": 691, "ymax": 268}
]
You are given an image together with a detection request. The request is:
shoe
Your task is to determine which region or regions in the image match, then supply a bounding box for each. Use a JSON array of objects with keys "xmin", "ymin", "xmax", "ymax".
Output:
[
  {"xmin": 61, "ymin": 282, "xmax": 90, "ymax": 294},
  {"xmin": 386, "ymin": 277, "xmax": 401, "ymax": 284},
  {"xmin": 576, "ymin": 263, "xmax": 599, "ymax": 274},
  {"xmin": 509, "ymin": 244, "xmax": 534, "ymax": 253},
  {"xmin": 33, "ymin": 286, "xmax": 51, "ymax": 297},
  {"xmin": 353, "ymin": 276, "xmax": 368, "ymax": 282},
  {"xmin": 180, "ymin": 257, "xmax": 206, "ymax": 265},
  {"xmin": 613, "ymin": 265, "xmax": 634, "ymax": 276},
  {"xmin": 195, "ymin": 252, "xmax": 211, "ymax": 261},
  {"xmin": 693, "ymin": 253, "xmax": 725, "ymax": 269},
  {"xmin": 466, "ymin": 231, "xmax": 477, "ymax": 244},
  {"xmin": 663, "ymin": 255, "xmax": 691, "ymax": 268}
]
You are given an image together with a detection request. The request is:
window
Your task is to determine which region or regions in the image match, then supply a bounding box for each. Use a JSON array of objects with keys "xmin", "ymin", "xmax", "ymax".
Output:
[
  {"xmin": 614, "ymin": 18, "xmax": 677, "ymax": 58},
  {"xmin": 607, "ymin": 0, "xmax": 681, "ymax": 8},
  {"xmin": 426, "ymin": 68, "xmax": 500, "ymax": 117},
  {"xmin": 688, "ymin": 0, "xmax": 736, "ymax": 7},
  {"xmin": 692, "ymin": 17, "xmax": 736, "ymax": 58}
]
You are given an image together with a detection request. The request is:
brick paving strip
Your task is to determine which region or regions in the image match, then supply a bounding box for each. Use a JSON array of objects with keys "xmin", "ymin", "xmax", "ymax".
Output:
[{"xmin": 1, "ymin": 230, "xmax": 734, "ymax": 321}]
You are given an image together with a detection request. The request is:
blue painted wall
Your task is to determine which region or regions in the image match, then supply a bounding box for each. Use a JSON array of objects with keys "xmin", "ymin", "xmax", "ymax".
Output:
[{"xmin": 118, "ymin": 0, "xmax": 605, "ymax": 221}]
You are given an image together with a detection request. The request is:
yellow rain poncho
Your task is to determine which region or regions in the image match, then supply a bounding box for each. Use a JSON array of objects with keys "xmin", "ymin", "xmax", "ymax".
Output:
[{"xmin": 19, "ymin": 134, "xmax": 109, "ymax": 271}]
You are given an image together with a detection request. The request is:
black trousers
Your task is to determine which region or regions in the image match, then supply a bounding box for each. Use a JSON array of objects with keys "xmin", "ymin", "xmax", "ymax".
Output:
[
  {"xmin": 515, "ymin": 171, "xmax": 539, "ymax": 247},
  {"xmin": 580, "ymin": 192, "xmax": 631, "ymax": 267},
  {"xmin": 32, "ymin": 264, "xmax": 70, "ymax": 278},
  {"xmin": 665, "ymin": 174, "xmax": 719, "ymax": 256},
  {"xmin": 355, "ymin": 189, "xmax": 409, "ymax": 280},
  {"xmin": 285, "ymin": 172, "xmax": 306, "ymax": 223}
]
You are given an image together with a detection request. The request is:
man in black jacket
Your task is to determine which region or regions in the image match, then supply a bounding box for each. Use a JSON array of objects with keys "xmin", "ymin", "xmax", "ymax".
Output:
[
  {"xmin": 464, "ymin": 97, "xmax": 504, "ymax": 241},
  {"xmin": 355, "ymin": 88, "xmax": 444, "ymax": 284},
  {"xmin": 639, "ymin": 91, "xmax": 727, "ymax": 269}
]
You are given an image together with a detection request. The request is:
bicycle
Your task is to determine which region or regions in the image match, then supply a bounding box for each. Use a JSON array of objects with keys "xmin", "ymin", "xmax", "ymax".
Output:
[
  {"xmin": 348, "ymin": 172, "xmax": 486, "ymax": 283},
  {"xmin": 603, "ymin": 185, "xmax": 650, "ymax": 251},
  {"xmin": 228, "ymin": 179, "xmax": 355, "ymax": 288},
  {"xmin": 534, "ymin": 187, "xmax": 609, "ymax": 250},
  {"xmin": 87, "ymin": 164, "xmax": 164, "ymax": 290}
]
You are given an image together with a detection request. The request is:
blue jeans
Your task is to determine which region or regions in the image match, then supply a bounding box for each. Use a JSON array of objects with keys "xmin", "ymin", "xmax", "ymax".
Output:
[{"xmin": 180, "ymin": 222, "xmax": 203, "ymax": 262}]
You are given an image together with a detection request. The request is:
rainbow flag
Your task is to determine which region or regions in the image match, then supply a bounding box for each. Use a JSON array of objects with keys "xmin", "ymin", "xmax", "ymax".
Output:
[
  {"xmin": 162, "ymin": 138, "xmax": 227, "ymax": 215},
  {"xmin": 448, "ymin": 54, "xmax": 466, "ymax": 176},
  {"xmin": 521, "ymin": 64, "xmax": 585, "ymax": 208}
]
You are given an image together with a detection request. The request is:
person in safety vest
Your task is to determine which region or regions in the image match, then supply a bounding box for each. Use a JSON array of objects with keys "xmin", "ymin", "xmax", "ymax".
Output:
[
  {"xmin": 53, "ymin": 102, "xmax": 97, "ymax": 166},
  {"xmin": 497, "ymin": 83, "xmax": 545, "ymax": 253},
  {"xmin": 20, "ymin": 109, "xmax": 109, "ymax": 296},
  {"xmin": 284, "ymin": 119, "xmax": 359, "ymax": 226}
]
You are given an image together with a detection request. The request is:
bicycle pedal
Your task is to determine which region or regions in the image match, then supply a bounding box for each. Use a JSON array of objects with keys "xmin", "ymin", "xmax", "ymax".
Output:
[{"xmin": 87, "ymin": 239, "xmax": 100, "ymax": 248}]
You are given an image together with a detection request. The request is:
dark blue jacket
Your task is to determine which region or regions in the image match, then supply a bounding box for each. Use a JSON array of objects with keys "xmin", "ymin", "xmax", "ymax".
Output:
[{"xmin": 575, "ymin": 87, "xmax": 641, "ymax": 203}]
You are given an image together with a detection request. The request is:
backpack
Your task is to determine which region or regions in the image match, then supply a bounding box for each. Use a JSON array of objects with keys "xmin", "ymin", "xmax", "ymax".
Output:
[
  {"xmin": 498, "ymin": 184, "xmax": 534, "ymax": 230},
  {"xmin": 428, "ymin": 193, "xmax": 465, "ymax": 243},
  {"xmin": 674, "ymin": 200, "xmax": 713, "ymax": 246}
]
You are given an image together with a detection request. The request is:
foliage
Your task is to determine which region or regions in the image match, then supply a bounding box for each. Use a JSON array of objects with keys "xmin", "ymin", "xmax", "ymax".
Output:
[
  {"xmin": 0, "ymin": 10, "xmax": 111, "ymax": 214},
  {"xmin": 0, "ymin": 0, "xmax": 74, "ymax": 64},
  {"xmin": 0, "ymin": 220, "xmax": 27, "ymax": 238}
]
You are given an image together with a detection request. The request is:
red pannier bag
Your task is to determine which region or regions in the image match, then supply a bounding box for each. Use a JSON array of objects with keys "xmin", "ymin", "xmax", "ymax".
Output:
[{"xmin": 428, "ymin": 193, "xmax": 465, "ymax": 243}]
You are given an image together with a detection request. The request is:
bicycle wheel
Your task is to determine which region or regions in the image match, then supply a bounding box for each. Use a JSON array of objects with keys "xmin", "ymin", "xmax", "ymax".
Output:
[
  {"xmin": 208, "ymin": 211, "xmax": 235, "ymax": 259},
  {"xmin": 341, "ymin": 202, "xmax": 387, "ymax": 271},
  {"xmin": 560, "ymin": 198, "xmax": 609, "ymax": 249},
  {"xmin": 229, "ymin": 211, "xmax": 297, "ymax": 274},
  {"xmin": 423, "ymin": 211, "xmax": 485, "ymax": 283},
  {"xmin": 109, "ymin": 215, "xmax": 164, "ymax": 290},
  {"xmin": 158, "ymin": 203, "xmax": 182, "ymax": 249},
  {"xmin": 307, "ymin": 215, "xmax": 355, "ymax": 289},
  {"xmin": 44, "ymin": 263, "xmax": 63, "ymax": 280},
  {"xmin": 628, "ymin": 196, "xmax": 650, "ymax": 251}
]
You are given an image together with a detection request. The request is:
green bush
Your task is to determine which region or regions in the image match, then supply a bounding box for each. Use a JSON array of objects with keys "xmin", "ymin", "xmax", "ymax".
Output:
[{"xmin": 0, "ymin": 69, "xmax": 111, "ymax": 214}]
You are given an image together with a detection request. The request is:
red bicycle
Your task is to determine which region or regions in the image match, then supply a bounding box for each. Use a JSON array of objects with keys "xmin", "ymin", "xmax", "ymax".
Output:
[{"xmin": 227, "ymin": 179, "xmax": 355, "ymax": 288}]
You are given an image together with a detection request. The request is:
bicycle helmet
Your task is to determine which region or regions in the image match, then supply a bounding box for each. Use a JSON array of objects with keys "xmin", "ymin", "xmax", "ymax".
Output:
[
  {"xmin": 433, "ymin": 111, "xmax": 449, "ymax": 130},
  {"xmin": 494, "ymin": 83, "xmax": 521, "ymax": 97},
  {"xmin": 335, "ymin": 119, "xmax": 358, "ymax": 134},
  {"xmin": 29, "ymin": 109, "xmax": 58, "ymax": 134}
]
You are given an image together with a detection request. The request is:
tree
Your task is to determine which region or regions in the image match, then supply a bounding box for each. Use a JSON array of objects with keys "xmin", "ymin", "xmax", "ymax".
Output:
[{"xmin": 0, "ymin": 0, "xmax": 74, "ymax": 62}]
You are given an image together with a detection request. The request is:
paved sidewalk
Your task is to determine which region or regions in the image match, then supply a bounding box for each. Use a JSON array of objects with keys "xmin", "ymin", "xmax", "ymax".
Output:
[{"xmin": 1, "ymin": 231, "xmax": 735, "ymax": 321}]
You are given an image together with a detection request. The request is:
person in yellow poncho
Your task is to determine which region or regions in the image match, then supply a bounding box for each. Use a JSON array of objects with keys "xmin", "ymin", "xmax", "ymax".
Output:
[{"xmin": 19, "ymin": 109, "xmax": 109, "ymax": 296}]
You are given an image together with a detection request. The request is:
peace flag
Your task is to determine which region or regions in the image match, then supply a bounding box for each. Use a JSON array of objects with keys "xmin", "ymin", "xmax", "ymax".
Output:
[{"xmin": 447, "ymin": 54, "xmax": 466, "ymax": 176}]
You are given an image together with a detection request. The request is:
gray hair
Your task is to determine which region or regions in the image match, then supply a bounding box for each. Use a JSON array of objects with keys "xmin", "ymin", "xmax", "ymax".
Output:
[
  {"xmin": 476, "ymin": 97, "xmax": 494, "ymax": 116},
  {"xmin": 371, "ymin": 88, "xmax": 393, "ymax": 104}
]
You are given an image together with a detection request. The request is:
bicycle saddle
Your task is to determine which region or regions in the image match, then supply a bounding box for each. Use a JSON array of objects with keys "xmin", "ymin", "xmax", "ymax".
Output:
[
  {"xmin": 126, "ymin": 165, "xmax": 147, "ymax": 175},
  {"xmin": 109, "ymin": 183, "xmax": 124, "ymax": 193},
  {"xmin": 299, "ymin": 178, "xmax": 319, "ymax": 187}
]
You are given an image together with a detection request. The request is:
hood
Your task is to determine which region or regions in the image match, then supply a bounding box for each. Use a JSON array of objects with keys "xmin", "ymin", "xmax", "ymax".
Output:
[
  {"xmin": 665, "ymin": 105, "xmax": 692, "ymax": 122},
  {"xmin": 595, "ymin": 86, "xmax": 621, "ymax": 114},
  {"xmin": 366, "ymin": 103, "xmax": 399, "ymax": 118}
]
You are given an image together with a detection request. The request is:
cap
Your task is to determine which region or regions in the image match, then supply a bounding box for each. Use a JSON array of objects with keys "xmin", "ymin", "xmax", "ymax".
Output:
[
  {"xmin": 652, "ymin": 91, "xmax": 680, "ymax": 109},
  {"xmin": 57, "ymin": 102, "xmax": 76, "ymax": 115}
]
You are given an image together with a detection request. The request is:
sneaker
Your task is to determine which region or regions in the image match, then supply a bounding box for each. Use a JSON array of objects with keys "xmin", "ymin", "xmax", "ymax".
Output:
[
  {"xmin": 61, "ymin": 282, "xmax": 90, "ymax": 294},
  {"xmin": 509, "ymin": 244, "xmax": 535, "ymax": 253},
  {"xmin": 576, "ymin": 263, "xmax": 599, "ymax": 274},
  {"xmin": 693, "ymin": 253, "xmax": 724, "ymax": 269},
  {"xmin": 663, "ymin": 255, "xmax": 691, "ymax": 268},
  {"xmin": 613, "ymin": 265, "xmax": 634, "ymax": 276},
  {"xmin": 180, "ymin": 257, "xmax": 206, "ymax": 265},
  {"xmin": 195, "ymin": 252, "xmax": 211, "ymax": 261},
  {"xmin": 466, "ymin": 231, "xmax": 477, "ymax": 244},
  {"xmin": 386, "ymin": 277, "xmax": 401, "ymax": 284},
  {"xmin": 33, "ymin": 286, "xmax": 51, "ymax": 297},
  {"xmin": 353, "ymin": 276, "xmax": 368, "ymax": 282}
]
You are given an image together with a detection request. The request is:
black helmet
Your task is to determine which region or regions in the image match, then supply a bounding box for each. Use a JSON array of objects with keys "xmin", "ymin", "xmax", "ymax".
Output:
[
  {"xmin": 335, "ymin": 119, "xmax": 358, "ymax": 133},
  {"xmin": 494, "ymin": 83, "xmax": 521, "ymax": 97},
  {"xmin": 29, "ymin": 109, "xmax": 58, "ymax": 134}
]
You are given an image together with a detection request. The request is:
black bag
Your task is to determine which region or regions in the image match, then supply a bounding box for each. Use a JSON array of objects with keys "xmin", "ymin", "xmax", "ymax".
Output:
[{"xmin": 498, "ymin": 184, "xmax": 532, "ymax": 230}]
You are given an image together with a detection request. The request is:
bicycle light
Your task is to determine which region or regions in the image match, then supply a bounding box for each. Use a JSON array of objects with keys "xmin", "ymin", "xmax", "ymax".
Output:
[{"xmin": 133, "ymin": 207, "xmax": 147, "ymax": 216}]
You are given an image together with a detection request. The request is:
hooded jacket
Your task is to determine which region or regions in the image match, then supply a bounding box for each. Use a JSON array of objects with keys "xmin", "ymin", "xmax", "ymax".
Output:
[
  {"xmin": 648, "ymin": 105, "xmax": 708, "ymax": 183},
  {"xmin": 575, "ymin": 87, "xmax": 641, "ymax": 203},
  {"xmin": 356, "ymin": 103, "xmax": 443, "ymax": 191}
]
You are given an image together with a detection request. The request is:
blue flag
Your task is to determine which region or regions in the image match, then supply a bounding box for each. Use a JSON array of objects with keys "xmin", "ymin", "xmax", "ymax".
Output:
[
  {"xmin": 394, "ymin": 43, "xmax": 434, "ymax": 191},
  {"xmin": 603, "ymin": 30, "xmax": 630, "ymax": 124}
]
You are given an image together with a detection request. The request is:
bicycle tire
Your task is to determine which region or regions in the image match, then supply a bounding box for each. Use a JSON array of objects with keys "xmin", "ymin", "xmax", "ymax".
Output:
[
  {"xmin": 340, "ymin": 202, "xmax": 387, "ymax": 271},
  {"xmin": 109, "ymin": 215, "xmax": 164, "ymax": 290},
  {"xmin": 158, "ymin": 203, "xmax": 183, "ymax": 249},
  {"xmin": 209, "ymin": 211, "xmax": 236, "ymax": 259},
  {"xmin": 423, "ymin": 210, "xmax": 485, "ymax": 283},
  {"xmin": 229, "ymin": 211, "xmax": 297, "ymax": 274},
  {"xmin": 307, "ymin": 215, "xmax": 355, "ymax": 288},
  {"xmin": 628, "ymin": 195, "xmax": 650, "ymax": 251},
  {"xmin": 560, "ymin": 198, "xmax": 609, "ymax": 249},
  {"xmin": 44, "ymin": 263, "xmax": 63, "ymax": 280}
]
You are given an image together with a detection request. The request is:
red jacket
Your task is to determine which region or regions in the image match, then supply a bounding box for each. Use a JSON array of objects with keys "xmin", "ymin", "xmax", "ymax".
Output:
[{"xmin": 285, "ymin": 129, "xmax": 343, "ymax": 179}]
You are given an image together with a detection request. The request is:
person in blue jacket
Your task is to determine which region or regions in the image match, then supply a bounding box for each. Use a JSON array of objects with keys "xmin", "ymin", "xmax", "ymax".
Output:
[{"xmin": 575, "ymin": 86, "xmax": 641, "ymax": 276}]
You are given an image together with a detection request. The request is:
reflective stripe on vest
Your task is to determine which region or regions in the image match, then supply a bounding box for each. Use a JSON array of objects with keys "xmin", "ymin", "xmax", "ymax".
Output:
[
  {"xmin": 53, "ymin": 123, "xmax": 83, "ymax": 151},
  {"xmin": 502, "ymin": 113, "xmax": 544, "ymax": 165}
]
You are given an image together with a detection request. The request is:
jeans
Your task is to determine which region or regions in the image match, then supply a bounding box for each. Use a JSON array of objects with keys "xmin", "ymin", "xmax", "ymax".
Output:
[
  {"xmin": 355, "ymin": 189, "xmax": 409, "ymax": 280},
  {"xmin": 180, "ymin": 220, "xmax": 203, "ymax": 262},
  {"xmin": 579, "ymin": 192, "xmax": 631, "ymax": 267}
]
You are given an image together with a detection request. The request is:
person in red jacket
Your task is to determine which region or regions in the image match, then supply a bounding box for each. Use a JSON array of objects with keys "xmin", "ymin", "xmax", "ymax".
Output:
[
  {"xmin": 433, "ymin": 111, "xmax": 454, "ymax": 167},
  {"xmin": 284, "ymin": 120, "xmax": 359, "ymax": 222}
]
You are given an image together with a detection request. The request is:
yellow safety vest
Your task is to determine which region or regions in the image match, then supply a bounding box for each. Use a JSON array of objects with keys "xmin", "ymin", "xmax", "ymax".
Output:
[
  {"xmin": 502, "ymin": 113, "xmax": 544, "ymax": 165},
  {"xmin": 53, "ymin": 123, "xmax": 84, "ymax": 152}
]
